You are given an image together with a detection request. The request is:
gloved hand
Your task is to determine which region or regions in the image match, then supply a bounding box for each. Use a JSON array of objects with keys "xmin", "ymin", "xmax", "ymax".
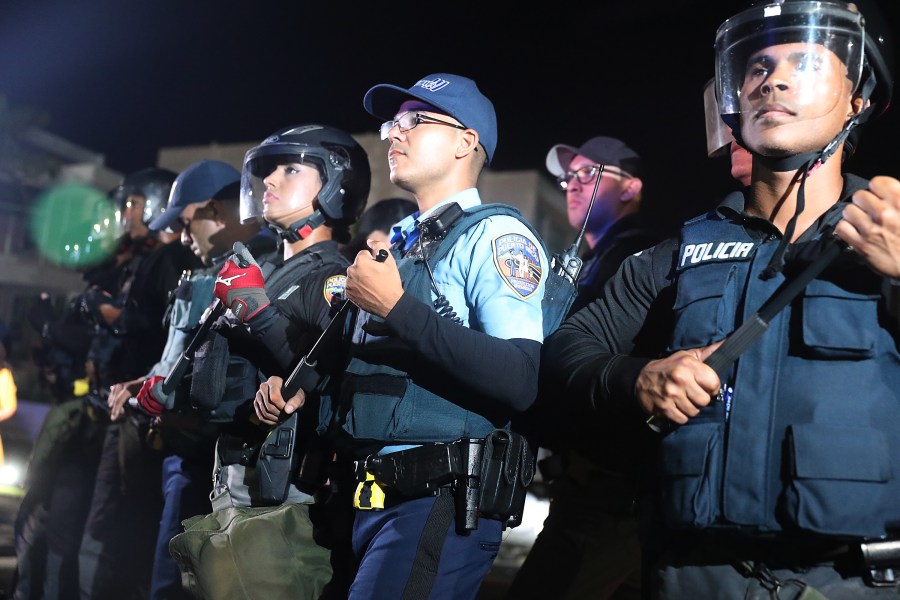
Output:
[
  {"xmin": 135, "ymin": 375, "xmax": 170, "ymax": 417},
  {"xmin": 214, "ymin": 242, "xmax": 269, "ymax": 322},
  {"xmin": 79, "ymin": 286, "xmax": 114, "ymax": 326}
]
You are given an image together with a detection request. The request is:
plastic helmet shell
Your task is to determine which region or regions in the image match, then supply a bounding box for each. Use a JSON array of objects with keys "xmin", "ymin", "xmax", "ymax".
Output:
[
  {"xmin": 111, "ymin": 167, "xmax": 178, "ymax": 225},
  {"xmin": 240, "ymin": 124, "xmax": 370, "ymax": 227}
]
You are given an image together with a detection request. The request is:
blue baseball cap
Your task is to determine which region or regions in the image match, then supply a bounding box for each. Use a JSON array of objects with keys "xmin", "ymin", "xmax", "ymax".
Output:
[
  {"xmin": 363, "ymin": 73, "xmax": 498, "ymax": 165},
  {"xmin": 149, "ymin": 159, "xmax": 241, "ymax": 231}
]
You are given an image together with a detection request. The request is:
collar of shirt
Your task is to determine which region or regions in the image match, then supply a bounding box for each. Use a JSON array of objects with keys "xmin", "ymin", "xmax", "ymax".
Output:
[
  {"xmin": 389, "ymin": 188, "xmax": 482, "ymax": 249},
  {"xmin": 390, "ymin": 211, "xmax": 420, "ymax": 249}
]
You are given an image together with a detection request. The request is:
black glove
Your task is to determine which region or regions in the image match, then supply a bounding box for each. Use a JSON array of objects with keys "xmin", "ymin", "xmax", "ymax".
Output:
[{"xmin": 79, "ymin": 286, "xmax": 114, "ymax": 326}]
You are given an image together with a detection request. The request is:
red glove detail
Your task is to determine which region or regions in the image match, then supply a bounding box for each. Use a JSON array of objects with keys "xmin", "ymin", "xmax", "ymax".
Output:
[
  {"xmin": 136, "ymin": 375, "xmax": 166, "ymax": 417},
  {"xmin": 213, "ymin": 243, "xmax": 270, "ymax": 322}
]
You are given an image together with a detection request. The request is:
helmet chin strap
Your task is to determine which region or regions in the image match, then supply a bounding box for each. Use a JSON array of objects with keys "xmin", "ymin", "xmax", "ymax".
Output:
[
  {"xmin": 268, "ymin": 209, "xmax": 326, "ymax": 243},
  {"xmin": 739, "ymin": 70, "xmax": 876, "ymax": 280},
  {"xmin": 753, "ymin": 116, "xmax": 863, "ymax": 279}
]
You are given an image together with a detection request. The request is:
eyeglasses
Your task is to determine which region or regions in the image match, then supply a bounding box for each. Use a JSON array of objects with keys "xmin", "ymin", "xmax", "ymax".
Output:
[
  {"xmin": 379, "ymin": 112, "xmax": 466, "ymax": 140},
  {"xmin": 556, "ymin": 164, "xmax": 631, "ymax": 191}
]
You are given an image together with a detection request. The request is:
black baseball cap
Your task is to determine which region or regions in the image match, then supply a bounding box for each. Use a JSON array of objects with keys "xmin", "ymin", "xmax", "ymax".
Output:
[{"xmin": 546, "ymin": 136, "xmax": 641, "ymax": 178}]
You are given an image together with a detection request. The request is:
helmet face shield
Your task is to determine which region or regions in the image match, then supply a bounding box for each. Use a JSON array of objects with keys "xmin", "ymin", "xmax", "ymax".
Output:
[
  {"xmin": 239, "ymin": 143, "xmax": 326, "ymax": 225},
  {"xmin": 110, "ymin": 168, "xmax": 177, "ymax": 230},
  {"xmin": 704, "ymin": 78, "xmax": 735, "ymax": 157},
  {"xmin": 239, "ymin": 124, "xmax": 370, "ymax": 240},
  {"xmin": 715, "ymin": 1, "xmax": 864, "ymax": 125}
]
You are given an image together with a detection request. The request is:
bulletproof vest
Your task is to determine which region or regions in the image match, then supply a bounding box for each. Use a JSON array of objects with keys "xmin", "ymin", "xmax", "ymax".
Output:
[
  {"xmin": 659, "ymin": 191, "xmax": 900, "ymax": 539},
  {"xmin": 331, "ymin": 204, "xmax": 567, "ymax": 445},
  {"xmin": 188, "ymin": 247, "xmax": 334, "ymax": 423}
]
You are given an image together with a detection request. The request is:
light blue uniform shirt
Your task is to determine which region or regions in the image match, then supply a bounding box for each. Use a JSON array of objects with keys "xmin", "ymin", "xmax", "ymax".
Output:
[{"xmin": 391, "ymin": 188, "xmax": 547, "ymax": 343}]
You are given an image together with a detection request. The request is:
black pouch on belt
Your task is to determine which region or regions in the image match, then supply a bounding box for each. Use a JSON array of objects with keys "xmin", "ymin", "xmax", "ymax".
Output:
[{"xmin": 478, "ymin": 429, "xmax": 535, "ymax": 529}]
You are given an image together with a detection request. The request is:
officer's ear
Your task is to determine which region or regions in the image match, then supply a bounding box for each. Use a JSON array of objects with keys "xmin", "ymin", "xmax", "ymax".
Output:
[
  {"xmin": 456, "ymin": 128, "xmax": 480, "ymax": 161},
  {"xmin": 202, "ymin": 199, "xmax": 224, "ymax": 223},
  {"xmin": 620, "ymin": 177, "xmax": 643, "ymax": 203}
]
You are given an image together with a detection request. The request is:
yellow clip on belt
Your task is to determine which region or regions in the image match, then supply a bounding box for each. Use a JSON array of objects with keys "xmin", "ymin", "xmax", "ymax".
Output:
[{"xmin": 354, "ymin": 472, "xmax": 385, "ymax": 510}]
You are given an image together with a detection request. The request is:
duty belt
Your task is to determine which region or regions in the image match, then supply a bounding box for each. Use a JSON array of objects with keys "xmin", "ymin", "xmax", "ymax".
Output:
[
  {"xmin": 674, "ymin": 532, "xmax": 900, "ymax": 588},
  {"xmin": 351, "ymin": 429, "xmax": 535, "ymax": 533},
  {"xmin": 352, "ymin": 442, "xmax": 470, "ymax": 511}
]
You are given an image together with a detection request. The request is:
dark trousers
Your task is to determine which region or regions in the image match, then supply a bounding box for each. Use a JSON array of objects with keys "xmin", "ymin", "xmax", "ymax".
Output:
[
  {"xmin": 504, "ymin": 476, "xmax": 642, "ymax": 600},
  {"xmin": 350, "ymin": 494, "xmax": 503, "ymax": 600},
  {"xmin": 79, "ymin": 418, "xmax": 163, "ymax": 599},
  {"xmin": 13, "ymin": 400, "xmax": 105, "ymax": 600},
  {"xmin": 150, "ymin": 453, "xmax": 214, "ymax": 600}
]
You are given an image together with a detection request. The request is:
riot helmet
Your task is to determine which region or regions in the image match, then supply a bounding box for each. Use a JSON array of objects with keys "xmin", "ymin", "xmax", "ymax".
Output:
[
  {"xmin": 714, "ymin": 0, "xmax": 893, "ymax": 166},
  {"xmin": 240, "ymin": 124, "xmax": 370, "ymax": 243},
  {"xmin": 112, "ymin": 167, "xmax": 178, "ymax": 226},
  {"xmin": 713, "ymin": 0, "xmax": 894, "ymax": 279}
]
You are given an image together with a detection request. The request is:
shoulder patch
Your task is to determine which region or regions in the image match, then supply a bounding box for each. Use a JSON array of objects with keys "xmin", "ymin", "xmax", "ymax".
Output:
[
  {"xmin": 323, "ymin": 275, "xmax": 347, "ymax": 306},
  {"xmin": 493, "ymin": 233, "xmax": 542, "ymax": 298}
]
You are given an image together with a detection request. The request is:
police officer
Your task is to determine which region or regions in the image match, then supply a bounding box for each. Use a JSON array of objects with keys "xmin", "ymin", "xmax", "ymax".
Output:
[
  {"xmin": 160, "ymin": 124, "xmax": 368, "ymax": 599},
  {"xmin": 545, "ymin": 1, "xmax": 899, "ymax": 598},
  {"xmin": 548, "ymin": 137, "xmax": 659, "ymax": 315},
  {"xmin": 78, "ymin": 167, "xmax": 201, "ymax": 599},
  {"xmin": 256, "ymin": 73, "xmax": 548, "ymax": 600},
  {"xmin": 507, "ymin": 140, "xmax": 661, "ymax": 600},
  {"xmin": 98, "ymin": 159, "xmax": 272, "ymax": 600}
]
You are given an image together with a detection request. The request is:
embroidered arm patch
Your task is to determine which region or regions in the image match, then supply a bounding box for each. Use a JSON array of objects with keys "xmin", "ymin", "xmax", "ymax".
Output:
[
  {"xmin": 323, "ymin": 275, "xmax": 347, "ymax": 306},
  {"xmin": 493, "ymin": 233, "xmax": 542, "ymax": 298}
]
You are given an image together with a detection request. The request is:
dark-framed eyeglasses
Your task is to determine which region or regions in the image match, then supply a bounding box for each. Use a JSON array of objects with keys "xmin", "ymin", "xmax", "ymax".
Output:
[
  {"xmin": 379, "ymin": 112, "xmax": 466, "ymax": 140},
  {"xmin": 556, "ymin": 164, "xmax": 631, "ymax": 190}
]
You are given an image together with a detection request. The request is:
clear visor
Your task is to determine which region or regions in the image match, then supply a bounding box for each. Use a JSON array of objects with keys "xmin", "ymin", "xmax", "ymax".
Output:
[
  {"xmin": 715, "ymin": 1, "xmax": 864, "ymax": 122},
  {"xmin": 239, "ymin": 150, "xmax": 265, "ymax": 224},
  {"xmin": 703, "ymin": 78, "xmax": 734, "ymax": 157},
  {"xmin": 238, "ymin": 143, "xmax": 325, "ymax": 224}
]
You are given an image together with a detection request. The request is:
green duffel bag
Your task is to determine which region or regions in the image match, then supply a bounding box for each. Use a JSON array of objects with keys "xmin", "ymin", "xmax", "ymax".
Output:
[{"xmin": 169, "ymin": 502, "xmax": 332, "ymax": 600}]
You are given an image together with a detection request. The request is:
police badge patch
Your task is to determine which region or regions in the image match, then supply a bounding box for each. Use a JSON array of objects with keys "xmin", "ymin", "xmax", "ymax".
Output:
[
  {"xmin": 323, "ymin": 275, "xmax": 347, "ymax": 305},
  {"xmin": 493, "ymin": 233, "xmax": 542, "ymax": 298}
]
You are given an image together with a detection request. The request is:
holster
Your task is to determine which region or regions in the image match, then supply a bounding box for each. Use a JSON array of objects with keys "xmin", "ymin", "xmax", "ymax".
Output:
[
  {"xmin": 361, "ymin": 443, "xmax": 462, "ymax": 498},
  {"xmin": 357, "ymin": 429, "xmax": 535, "ymax": 532},
  {"xmin": 257, "ymin": 413, "xmax": 301, "ymax": 503},
  {"xmin": 478, "ymin": 429, "xmax": 534, "ymax": 529}
]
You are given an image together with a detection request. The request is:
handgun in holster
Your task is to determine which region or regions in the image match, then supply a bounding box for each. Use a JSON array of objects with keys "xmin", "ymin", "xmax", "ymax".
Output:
[{"xmin": 363, "ymin": 443, "xmax": 463, "ymax": 498}]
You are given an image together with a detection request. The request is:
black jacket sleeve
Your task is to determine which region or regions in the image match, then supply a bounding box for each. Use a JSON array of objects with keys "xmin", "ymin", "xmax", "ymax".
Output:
[
  {"xmin": 382, "ymin": 293, "xmax": 541, "ymax": 412},
  {"xmin": 249, "ymin": 265, "xmax": 345, "ymax": 374},
  {"xmin": 544, "ymin": 239, "xmax": 676, "ymax": 414}
]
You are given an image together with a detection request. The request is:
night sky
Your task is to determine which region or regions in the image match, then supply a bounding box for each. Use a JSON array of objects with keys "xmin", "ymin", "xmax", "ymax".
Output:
[{"xmin": 2, "ymin": 0, "xmax": 899, "ymax": 226}]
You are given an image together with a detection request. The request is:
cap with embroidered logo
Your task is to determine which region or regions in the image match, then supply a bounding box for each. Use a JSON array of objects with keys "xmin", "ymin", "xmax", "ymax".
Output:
[
  {"xmin": 363, "ymin": 72, "xmax": 498, "ymax": 165},
  {"xmin": 546, "ymin": 136, "xmax": 642, "ymax": 179}
]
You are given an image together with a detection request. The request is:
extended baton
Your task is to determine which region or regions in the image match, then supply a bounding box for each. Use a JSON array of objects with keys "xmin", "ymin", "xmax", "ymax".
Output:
[
  {"xmin": 280, "ymin": 247, "xmax": 389, "ymax": 398},
  {"xmin": 257, "ymin": 248, "xmax": 389, "ymax": 502},
  {"xmin": 647, "ymin": 236, "xmax": 847, "ymax": 433}
]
